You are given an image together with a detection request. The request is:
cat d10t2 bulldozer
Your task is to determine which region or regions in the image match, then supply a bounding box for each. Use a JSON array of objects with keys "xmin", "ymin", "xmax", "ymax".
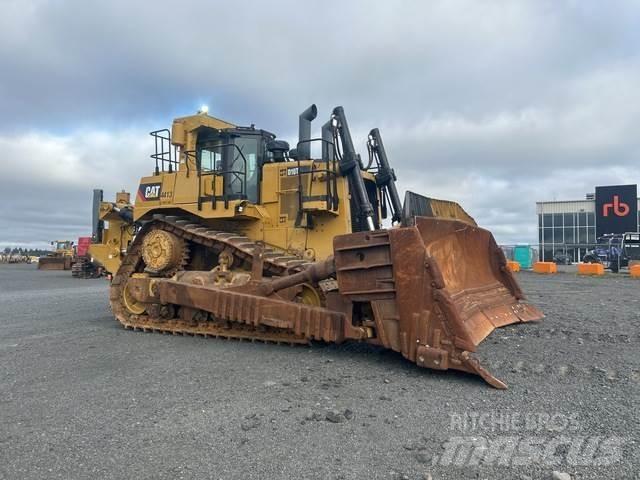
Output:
[{"xmin": 112, "ymin": 105, "xmax": 542, "ymax": 388}]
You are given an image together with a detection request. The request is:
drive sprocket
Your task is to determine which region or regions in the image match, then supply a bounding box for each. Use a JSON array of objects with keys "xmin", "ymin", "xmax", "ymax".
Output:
[{"xmin": 141, "ymin": 229, "xmax": 188, "ymax": 276}]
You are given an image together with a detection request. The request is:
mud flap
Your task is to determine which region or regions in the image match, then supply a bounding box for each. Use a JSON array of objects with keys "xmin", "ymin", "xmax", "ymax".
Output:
[{"xmin": 334, "ymin": 216, "xmax": 543, "ymax": 388}]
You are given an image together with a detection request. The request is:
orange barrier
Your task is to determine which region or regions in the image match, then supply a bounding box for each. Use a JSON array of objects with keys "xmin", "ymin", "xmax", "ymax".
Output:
[
  {"xmin": 630, "ymin": 264, "xmax": 640, "ymax": 278},
  {"xmin": 533, "ymin": 261, "xmax": 557, "ymax": 274},
  {"xmin": 506, "ymin": 260, "xmax": 520, "ymax": 272},
  {"xmin": 577, "ymin": 263, "xmax": 604, "ymax": 276}
]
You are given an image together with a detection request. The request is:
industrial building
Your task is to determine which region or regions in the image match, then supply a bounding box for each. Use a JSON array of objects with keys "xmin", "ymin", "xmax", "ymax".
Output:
[{"xmin": 537, "ymin": 184, "xmax": 639, "ymax": 262}]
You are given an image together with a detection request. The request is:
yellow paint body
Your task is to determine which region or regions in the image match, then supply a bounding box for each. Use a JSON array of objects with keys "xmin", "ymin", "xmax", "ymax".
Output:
[
  {"xmin": 133, "ymin": 113, "xmax": 374, "ymax": 261},
  {"xmin": 38, "ymin": 240, "xmax": 75, "ymax": 270},
  {"xmin": 89, "ymin": 192, "xmax": 134, "ymax": 274}
]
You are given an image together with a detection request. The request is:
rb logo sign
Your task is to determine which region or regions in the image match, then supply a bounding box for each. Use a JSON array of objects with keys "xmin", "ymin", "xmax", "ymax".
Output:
[
  {"xmin": 602, "ymin": 195, "xmax": 630, "ymax": 217},
  {"xmin": 595, "ymin": 185, "xmax": 637, "ymax": 237}
]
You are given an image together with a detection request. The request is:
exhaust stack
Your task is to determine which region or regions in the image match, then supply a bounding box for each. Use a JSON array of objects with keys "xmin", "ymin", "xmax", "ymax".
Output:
[
  {"xmin": 92, "ymin": 189, "xmax": 104, "ymax": 243},
  {"xmin": 298, "ymin": 104, "xmax": 318, "ymax": 159}
]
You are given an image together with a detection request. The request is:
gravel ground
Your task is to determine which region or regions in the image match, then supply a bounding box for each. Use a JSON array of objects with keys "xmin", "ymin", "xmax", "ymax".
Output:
[{"xmin": 0, "ymin": 263, "xmax": 638, "ymax": 479}]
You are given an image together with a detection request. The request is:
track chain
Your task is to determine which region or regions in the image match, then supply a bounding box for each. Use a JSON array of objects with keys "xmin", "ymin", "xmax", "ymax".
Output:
[{"xmin": 110, "ymin": 214, "xmax": 315, "ymax": 343}]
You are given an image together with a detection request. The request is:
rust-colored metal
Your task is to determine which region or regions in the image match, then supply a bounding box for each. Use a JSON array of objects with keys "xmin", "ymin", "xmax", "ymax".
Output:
[
  {"xmin": 333, "ymin": 217, "xmax": 543, "ymax": 388},
  {"xmin": 111, "ymin": 215, "xmax": 542, "ymax": 389},
  {"xmin": 259, "ymin": 257, "xmax": 336, "ymax": 296},
  {"xmin": 127, "ymin": 276, "xmax": 346, "ymax": 342},
  {"xmin": 37, "ymin": 256, "xmax": 72, "ymax": 270}
]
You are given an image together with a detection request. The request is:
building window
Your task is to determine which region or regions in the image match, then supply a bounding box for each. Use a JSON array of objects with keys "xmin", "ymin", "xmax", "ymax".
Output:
[
  {"xmin": 553, "ymin": 213, "xmax": 563, "ymax": 226},
  {"xmin": 578, "ymin": 227, "xmax": 588, "ymax": 244},
  {"xmin": 578, "ymin": 212, "xmax": 587, "ymax": 227},
  {"xmin": 563, "ymin": 213, "xmax": 574, "ymax": 227},
  {"xmin": 564, "ymin": 228, "xmax": 575, "ymax": 244},
  {"xmin": 553, "ymin": 227, "xmax": 564, "ymax": 244}
]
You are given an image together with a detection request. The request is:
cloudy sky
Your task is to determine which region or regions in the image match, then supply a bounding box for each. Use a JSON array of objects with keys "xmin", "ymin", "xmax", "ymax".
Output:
[{"xmin": 1, "ymin": 0, "xmax": 639, "ymax": 248}]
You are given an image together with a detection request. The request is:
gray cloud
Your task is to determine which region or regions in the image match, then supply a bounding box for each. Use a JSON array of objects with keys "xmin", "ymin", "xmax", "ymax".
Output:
[{"xmin": 1, "ymin": 0, "xmax": 639, "ymax": 247}]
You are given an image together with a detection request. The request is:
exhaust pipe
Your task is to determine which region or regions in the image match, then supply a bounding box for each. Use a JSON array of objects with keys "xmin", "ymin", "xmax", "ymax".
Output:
[
  {"xmin": 298, "ymin": 104, "xmax": 317, "ymax": 159},
  {"xmin": 92, "ymin": 189, "xmax": 104, "ymax": 243}
]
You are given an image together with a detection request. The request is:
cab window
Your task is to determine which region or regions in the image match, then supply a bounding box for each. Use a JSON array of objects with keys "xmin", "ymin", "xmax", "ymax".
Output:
[
  {"xmin": 199, "ymin": 141, "xmax": 223, "ymax": 171},
  {"xmin": 229, "ymin": 136, "xmax": 259, "ymax": 203},
  {"xmin": 197, "ymin": 132, "xmax": 264, "ymax": 204}
]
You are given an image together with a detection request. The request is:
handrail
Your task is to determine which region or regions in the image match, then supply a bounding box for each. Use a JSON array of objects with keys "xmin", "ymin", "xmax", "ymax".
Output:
[
  {"xmin": 295, "ymin": 138, "xmax": 340, "ymax": 212},
  {"xmin": 194, "ymin": 143, "xmax": 249, "ymax": 210},
  {"xmin": 150, "ymin": 129, "xmax": 178, "ymax": 175}
]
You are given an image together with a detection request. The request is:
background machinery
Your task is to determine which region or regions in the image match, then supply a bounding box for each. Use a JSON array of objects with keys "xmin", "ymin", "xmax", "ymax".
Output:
[
  {"xmin": 583, "ymin": 232, "xmax": 640, "ymax": 272},
  {"xmin": 1, "ymin": 252, "xmax": 32, "ymax": 264},
  {"xmin": 108, "ymin": 105, "xmax": 543, "ymax": 388},
  {"xmin": 88, "ymin": 189, "xmax": 135, "ymax": 277},
  {"xmin": 38, "ymin": 240, "xmax": 75, "ymax": 270},
  {"xmin": 71, "ymin": 236, "xmax": 99, "ymax": 278}
]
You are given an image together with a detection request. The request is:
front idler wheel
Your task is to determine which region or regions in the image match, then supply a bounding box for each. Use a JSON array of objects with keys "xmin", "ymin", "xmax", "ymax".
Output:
[{"xmin": 122, "ymin": 278, "xmax": 146, "ymax": 315}]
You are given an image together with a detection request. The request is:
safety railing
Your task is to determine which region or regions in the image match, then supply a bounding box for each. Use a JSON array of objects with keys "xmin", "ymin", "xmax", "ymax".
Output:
[
  {"xmin": 150, "ymin": 129, "xmax": 179, "ymax": 174},
  {"xmin": 191, "ymin": 144, "xmax": 248, "ymax": 210},
  {"xmin": 294, "ymin": 138, "xmax": 340, "ymax": 221}
]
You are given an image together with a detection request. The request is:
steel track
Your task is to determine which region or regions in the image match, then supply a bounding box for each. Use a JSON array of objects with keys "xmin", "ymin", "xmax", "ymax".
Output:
[{"xmin": 110, "ymin": 214, "xmax": 313, "ymax": 343}]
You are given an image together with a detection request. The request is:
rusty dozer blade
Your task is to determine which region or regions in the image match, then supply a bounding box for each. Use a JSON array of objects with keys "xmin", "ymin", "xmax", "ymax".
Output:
[
  {"xmin": 333, "ymin": 216, "xmax": 543, "ymax": 388},
  {"xmin": 37, "ymin": 256, "xmax": 72, "ymax": 270}
]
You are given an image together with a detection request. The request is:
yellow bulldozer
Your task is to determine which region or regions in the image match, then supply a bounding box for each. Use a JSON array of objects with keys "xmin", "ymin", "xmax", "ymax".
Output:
[
  {"xmin": 38, "ymin": 240, "xmax": 75, "ymax": 270},
  {"xmin": 88, "ymin": 189, "xmax": 135, "ymax": 276},
  {"xmin": 109, "ymin": 105, "xmax": 542, "ymax": 388}
]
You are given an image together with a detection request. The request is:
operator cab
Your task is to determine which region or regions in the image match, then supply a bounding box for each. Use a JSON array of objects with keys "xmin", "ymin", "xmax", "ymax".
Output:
[
  {"xmin": 53, "ymin": 241, "xmax": 72, "ymax": 250},
  {"xmin": 196, "ymin": 126, "xmax": 276, "ymax": 204}
]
